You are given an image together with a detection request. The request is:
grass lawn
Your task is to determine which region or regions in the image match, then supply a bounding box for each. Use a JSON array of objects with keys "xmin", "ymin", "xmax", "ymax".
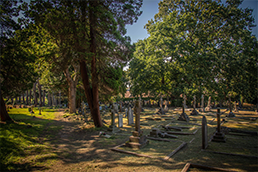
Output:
[{"xmin": 0, "ymin": 105, "xmax": 257, "ymax": 171}]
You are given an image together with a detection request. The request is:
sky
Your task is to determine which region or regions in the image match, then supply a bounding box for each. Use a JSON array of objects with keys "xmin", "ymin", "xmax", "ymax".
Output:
[{"xmin": 125, "ymin": 0, "xmax": 258, "ymax": 44}]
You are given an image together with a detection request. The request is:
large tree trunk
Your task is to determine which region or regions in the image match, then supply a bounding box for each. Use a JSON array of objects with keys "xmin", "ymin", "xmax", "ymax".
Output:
[
  {"xmin": 52, "ymin": 92, "xmax": 55, "ymax": 107},
  {"xmin": 59, "ymin": 91, "xmax": 61, "ymax": 107},
  {"xmin": 26, "ymin": 90, "xmax": 29, "ymax": 105},
  {"xmin": 38, "ymin": 81, "xmax": 42, "ymax": 107},
  {"xmin": 33, "ymin": 82, "xmax": 37, "ymax": 106},
  {"xmin": 29, "ymin": 89, "xmax": 32, "ymax": 105},
  {"xmin": 68, "ymin": 83, "xmax": 76, "ymax": 113},
  {"xmin": 48, "ymin": 92, "xmax": 51, "ymax": 106},
  {"xmin": 229, "ymin": 95, "xmax": 232, "ymax": 112},
  {"xmin": 64, "ymin": 67, "xmax": 78, "ymax": 113},
  {"xmin": 42, "ymin": 88, "xmax": 45, "ymax": 106},
  {"xmin": 22, "ymin": 93, "xmax": 25, "ymax": 104},
  {"xmin": 0, "ymin": 95, "xmax": 13, "ymax": 122}
]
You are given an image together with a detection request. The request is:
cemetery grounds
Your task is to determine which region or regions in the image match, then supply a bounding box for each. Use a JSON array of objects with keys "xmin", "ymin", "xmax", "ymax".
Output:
[{"xmin": 1, "ymin": 104, "xmax": 257, "ymax": 172}]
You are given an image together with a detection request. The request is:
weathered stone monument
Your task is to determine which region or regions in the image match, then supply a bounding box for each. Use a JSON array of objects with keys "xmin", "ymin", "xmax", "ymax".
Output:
[
  {"xmin": 118, "ymin": 114, "xmax": 123, "ymax": 128},
  {"xmin": 108, "ymin": 103, "xmax": 120, "ymax": 133},
  {"xmin": 212, "ymin": 108, "xmax": 226, "ymax": 142},
  {"xmin": 226, "ymin": 95, "xmax": 235, "ymax": 117},
  {"xmin": 127, "ymin": 107, "xmax": 134, "ymax": 125},
  {"xmin": 125, "ymin": 100, "xmax": 149, "ymax": 149},
  {"xmin": 183, "ymin": 94, "xmax": 187, "ymax": 109},
  {"xmin": 233, "ymin": 101, "xmax": 238, "ymax": 112},
  {"xmin": 202, "ymin": 116, "xmax": 208, "ymax": 149},
  {"xmin": 164, "ymin": 100, "xmax": 168, "ymax": 112},
  {"xmin": 149, "ymin": 128, "xmax": 178, "ymax": 138},
  {"xmin": 178, "ymin": 104, "xmax": 190, "ymax": 122},
  {"xmin": 156, "ymin": 96, "xmax": 165, "ymax": 114},
  {"xmin": 205, "ymin": 96, "xmax": 212, "ymax": 111},
  {"xmin": 190, "ymin": 95, "xmax": 199, "ymax": 116},
  {"xmin": 199, "ymin": 94, "xmax": 205, "ymax": 112}
]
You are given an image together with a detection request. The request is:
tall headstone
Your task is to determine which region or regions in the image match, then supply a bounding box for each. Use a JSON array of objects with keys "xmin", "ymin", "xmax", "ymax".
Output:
[
  {"xmin": 212, "ymin": 109, "xmax": 226, "ymax": 142},
  {"xmin": 108, "ymin": 104, "xmax": 120, "ymax": 133},
  {"xmin": 199, "ymin": 94, "xmax": 205, "ymax": 112},
  {"xmin": 205, "ymin": 96, "xmax": 212, "ymax": 111},
  {"xmin": 227, "ymin": 95, "xmax": 235, "ymax": 117},
  {"xmin": 118, "ymin": 114, "xmax": 123, "ymax": 128},
  {"xmin": 125, "ymin": 100, "xmax": 149, "ymax": 149},
  {"xmin": 178, "ymin": 103, "xmax": 190, "ymax": 122},
  {"xmin": 164, "ymin": 100, "xmax": 168, "ymax": 112},
  {"xmin": 128, "ymin": 107, "xmax": 134, "ymax": 125},
  {"xmin": 190, "ymin": 95, "xmax": 199, "ymax": 115},
  {"xmin": 233, "ymin": 101, "xmax": 238, "ymax": 112},
  {"xmin": 156, "ymin": 96, "xmax": 165, "ymax": 114},
  {"xmin": 183, "ymin": 94, "xmax": 187, "ymax": 109},
  {"xmin": 202, "ymin": 116, "xmax": 208, "ymax": 149}
]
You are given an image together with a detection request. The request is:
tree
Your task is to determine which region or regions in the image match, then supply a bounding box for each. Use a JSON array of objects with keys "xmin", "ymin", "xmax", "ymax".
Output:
[
  {"xmin": 0, "ymin": 0, "xmax": 38, "ymax": 121},
  {"xmin": 26, "ymin": 0, "xmax": 143, "ymax": 127},
  {"xmin": 129, "ymin": 0, "xmax": 257, "ymax": 107}
]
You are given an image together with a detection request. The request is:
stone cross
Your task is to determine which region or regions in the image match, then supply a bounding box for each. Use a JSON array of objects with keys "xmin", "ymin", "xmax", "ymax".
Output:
[
  {"xmin": 202, "ymin": 115, "xmax": 208, "ymax": 149},
  {"xmin": 212, "ymin": 108, "xmax": 226, "ymax": 142}
]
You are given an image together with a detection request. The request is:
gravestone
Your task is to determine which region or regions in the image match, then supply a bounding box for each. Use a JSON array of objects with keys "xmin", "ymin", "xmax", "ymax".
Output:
[
  {"xmin": 118, "ymin": 114, "xmax": 123, "ymax": 128},
  {"xmin": 178, "ymin": 104, "xmax": 190, "ymax": 122},
  {"xmin": 205, "ymin": 96, "xmax": 212, "ymax": 111},
  {"xmin": 164, "ymin": 100, "xmax": 168, "ymax": 112},
  {"xmin": 190, "ymin": 95, "xmax": 199, "ymax": 115},
  {"xmin": 125, "ymin": 100, "xmax": 149, "ymax": 149},
  {"xmin": 149, "ymin": 128, "xmax": 177, "ymax": 138},
  {"xmin": 108, "ymin": 108, "xmax": 120, "ymax": 133},
  {"xmin": 212, "ymin": 109, "xmax": 226, "ymax": 142},
  {"xmin": 202, "ymin": 116, "xmax": 208, "ymax": 149},
  {"xmin": 199, "ymin": 94, "xmax": 205, "ymax": 112},
  {"xmin": 183, "ymin": 94, "xmax": 188, "ymax": 109},
  {"xmin": 226, "ymin": 95, "xmax": 235, "ymax": 117},
  {"xmin": 125, "ymin": 108, "xmax": 128, "ymax": 117},
  {"xmin": 156, "ymin": 97, "xmax": 165, "ymax": 114},
  {"xmin": 128, "ymin": 107, "xmax": 134, "ymax": 125},
  {"xmin": 233, "ymin": 101, "xmax": 238, "ymax": 112}
]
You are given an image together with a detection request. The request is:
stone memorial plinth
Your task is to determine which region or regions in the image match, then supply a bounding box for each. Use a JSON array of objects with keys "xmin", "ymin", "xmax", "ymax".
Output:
[
  {"xmin": 149, "ymin": 128, "xmax": 177, "ymax": 138},
  {"xmin": 108, "ymin": 107, "xmax": 120, "ymax": 133},
  {"xmin": 205, "ymin": 96, "xmax": 212, "ymax": 111},
  {"xmin": 125, "ymin": 100, "xmax": 149, "ymax": 149},
  {"xmin": 212, "ymin": 109, "xmax": 226, "ymax": 142},
  {"xmin": 190, "ymin": 95, "xmax": 199, "ymax": 116},
  {"xmin": 178, "ymin": 105, "xmax": 190, "ymax": 122}
]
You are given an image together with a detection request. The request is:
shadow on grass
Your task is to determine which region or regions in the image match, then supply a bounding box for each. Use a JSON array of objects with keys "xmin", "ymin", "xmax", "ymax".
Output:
[{"xmin": 1, "ymin": 108, "xmax": 258, "ymax": 171}]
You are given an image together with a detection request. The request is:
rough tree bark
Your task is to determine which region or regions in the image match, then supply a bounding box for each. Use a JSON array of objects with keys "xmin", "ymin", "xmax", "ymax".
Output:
[
  {"xmin": 26, "ymin": 90, "xmax": 29, "ymax": 105},
  {"xmin": 33, "ymin": 82, "xmax": 37, "ymax": 106},
  {"xmin": 0, "ymin": 95, "xmax": 13, "ymax": 122},
  {"xmin": 42, "ymin": 88, "xmax": 45, "ymax": 106},
  {"xmin": 64, "ymin": 66, "xmax": 79, "ymax": 113},
  {"xmin": 38, "ymin": 80, "xmax": 42, "ymax": 107}
]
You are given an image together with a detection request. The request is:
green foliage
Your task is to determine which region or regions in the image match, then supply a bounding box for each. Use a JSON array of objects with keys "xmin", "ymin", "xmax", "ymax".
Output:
[{"xmin": 130, "ymin": 0, "xmax": 257, "ymax": 103}]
